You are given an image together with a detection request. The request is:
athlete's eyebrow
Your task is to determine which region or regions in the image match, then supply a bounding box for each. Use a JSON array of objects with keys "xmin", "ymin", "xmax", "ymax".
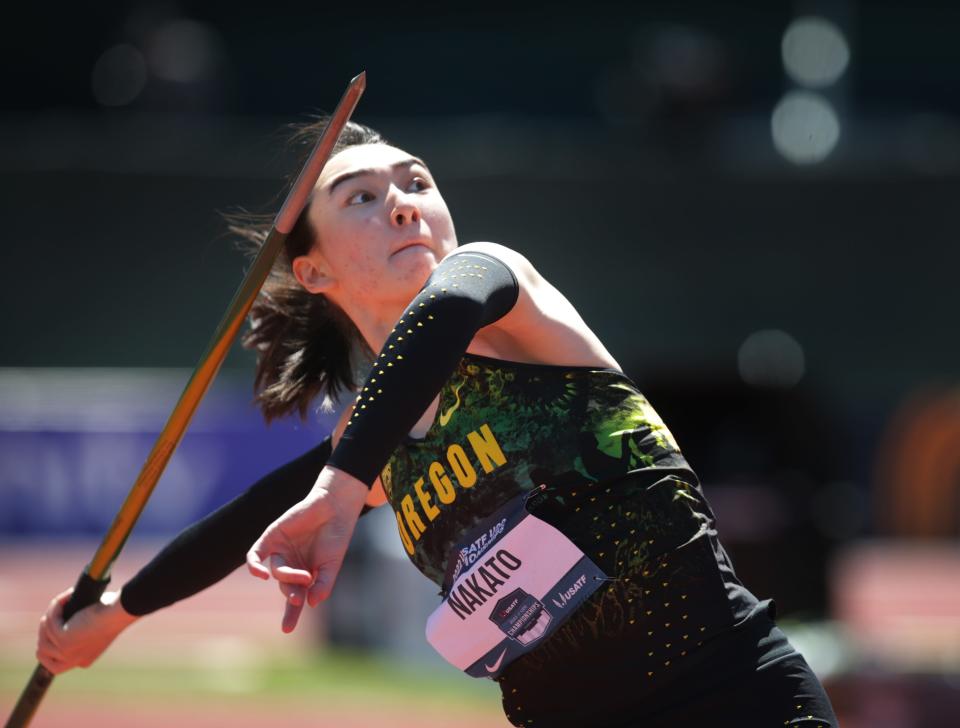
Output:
[{"xmin": 327, "ymin": 157, "xmax": 428, "ymax": 196}]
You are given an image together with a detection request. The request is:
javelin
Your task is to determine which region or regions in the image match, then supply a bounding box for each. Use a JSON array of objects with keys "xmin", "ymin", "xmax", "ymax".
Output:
[{"xmin": 4, "ymin": 71, "xmax": 367, "ymax": 728}]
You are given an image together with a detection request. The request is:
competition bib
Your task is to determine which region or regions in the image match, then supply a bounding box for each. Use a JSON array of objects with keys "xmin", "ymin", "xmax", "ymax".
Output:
[{"xmin": 426, "ymin": 492, "xmax": 607, "ymax": 679}]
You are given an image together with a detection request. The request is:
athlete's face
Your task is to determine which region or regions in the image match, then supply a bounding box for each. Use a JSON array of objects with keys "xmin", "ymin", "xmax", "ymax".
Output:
[{"xmin": 293, "ymin": 143, "xmax": 458, "ymax": 308}]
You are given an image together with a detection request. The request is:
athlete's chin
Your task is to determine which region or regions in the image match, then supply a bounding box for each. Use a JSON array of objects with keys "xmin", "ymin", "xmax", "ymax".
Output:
[
  {"xmin": 390, "ymin": 245, "xmax": 439, "ymax": 275},
  {"xmin": 389, "ymin": 250, "xmax": 437, "ymax": 290}
]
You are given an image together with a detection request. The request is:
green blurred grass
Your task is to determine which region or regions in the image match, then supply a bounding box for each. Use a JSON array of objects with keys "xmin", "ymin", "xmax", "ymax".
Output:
[{"xmin": 0, "ymin": 649, "xmax": 501, "ymax": 711}]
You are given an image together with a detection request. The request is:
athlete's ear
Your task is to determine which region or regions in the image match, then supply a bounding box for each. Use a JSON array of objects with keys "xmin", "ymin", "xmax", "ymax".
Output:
[{"xmin": 292, "ymin": 254, "xmax": 335, "ymax": 294}]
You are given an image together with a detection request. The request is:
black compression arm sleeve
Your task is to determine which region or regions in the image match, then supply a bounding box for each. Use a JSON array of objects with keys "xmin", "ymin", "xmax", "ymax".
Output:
[
  {"xmin": 119, "ymin": 437, "xmax": 333, "ymax": 616},
  {"xmin": 328, "ymin": 250, "xmax": 519, "ymax": 486}
]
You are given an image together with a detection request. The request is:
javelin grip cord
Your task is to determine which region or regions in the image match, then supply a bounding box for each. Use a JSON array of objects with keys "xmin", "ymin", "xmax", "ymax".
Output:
[{"xmin": 63, "ymin": 570, "xmax": 112, "ymax": 624}]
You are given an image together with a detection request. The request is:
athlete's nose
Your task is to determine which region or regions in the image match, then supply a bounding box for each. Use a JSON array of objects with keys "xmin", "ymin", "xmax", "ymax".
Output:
[{"xmin": 390, "ymin": 191, "xmax": 421, "ymax": 227}]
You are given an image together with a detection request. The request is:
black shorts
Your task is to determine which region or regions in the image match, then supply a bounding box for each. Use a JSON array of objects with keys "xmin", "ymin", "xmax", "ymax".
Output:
[
  {"xmin": 498, "ymin": 611, "xmax": 838, "ymax": 727},
  {"xmin": 633, "ymin": 650, "xmax": 838, "ymax": 728}
]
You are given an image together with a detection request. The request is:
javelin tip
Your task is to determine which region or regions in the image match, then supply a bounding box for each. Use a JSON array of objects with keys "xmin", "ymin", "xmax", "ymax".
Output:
[{"xmin": 350, "ymin": 71, "xmax": 367, "ymax": 91}]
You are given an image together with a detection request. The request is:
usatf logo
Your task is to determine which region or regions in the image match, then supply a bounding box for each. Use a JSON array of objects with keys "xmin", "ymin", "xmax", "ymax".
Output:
[{"xmin": 551, "ymin": 574, "xmax": 588, "ymax": 609}]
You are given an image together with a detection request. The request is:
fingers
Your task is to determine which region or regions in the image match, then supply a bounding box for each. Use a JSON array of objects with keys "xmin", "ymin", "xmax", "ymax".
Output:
[
  {"xmin": 306, "ymin": 578, "xmax": 327, "ymax": 608},
  {"xmin": 36, "ymin": 631, "xmax": 58, "ymax": 663},
  {"xmin": 275, "ymin": 560, "xmax": 310, "ymax": 633},
  {"xmin": 36, "ymin": 629, "xmax": 69, "ymax": 674},
  {"xmin": 246, "ymin": 543, "xmax": 271, "ymax": 580},
  {"xmin": 38, "ymin": 588, "xmax": 72, "ymax": 651},
  {"xmin": 307, "ymin": 560, "xmax": 343, "ymax": 608},
  {"xmin": 281, "ymin": 590, "xmax": 305, "ymax": 633},
  {"xmin": 245, "ymin": 489, "xmax": 357, "ymax": 624},
  {"xmin": 280, "ymin": 581, "xmax": 305, "ymax": 607},
  {"xmin": 269, "ymin": 554, "xmax": 314, "ymax": 585},
  {"xmin": 36, "ymin": 648, "xmax": 65, "ymax": 675},
  {"xmin": 249, "ymin": 550, "xmax": 316, "ymax": 633},
  {"xmin": 39, "ymin": 613, "xmax": 62, "ymax": 652}
]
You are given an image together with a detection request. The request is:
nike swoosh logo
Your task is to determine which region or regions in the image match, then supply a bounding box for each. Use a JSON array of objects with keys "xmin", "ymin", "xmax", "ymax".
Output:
[
  {"xmin": 485, "ymin": 648, "xmax": 508, "ymax": 673},
  {"xmin": 438, "ymin": 406, "xmax": 456, "ymax": 427},
  {"xmin": 438, "ymin": 381, "xmax": 465, "ymax": 427}
]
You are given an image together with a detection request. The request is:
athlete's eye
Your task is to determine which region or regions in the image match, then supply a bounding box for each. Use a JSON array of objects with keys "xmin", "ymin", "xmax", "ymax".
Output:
[
  {"xmin": 407, "ymin": 177, "xmax": 429, "ymax": 193},
  {"xmin": 347, "ymin": 190, "xmax": 374, "ymax": 205}
]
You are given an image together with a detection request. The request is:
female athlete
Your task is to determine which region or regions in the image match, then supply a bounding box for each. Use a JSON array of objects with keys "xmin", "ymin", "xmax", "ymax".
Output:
[{"xmin": 37, "ymin": 120, "xmax": 837, "ymax": 727}]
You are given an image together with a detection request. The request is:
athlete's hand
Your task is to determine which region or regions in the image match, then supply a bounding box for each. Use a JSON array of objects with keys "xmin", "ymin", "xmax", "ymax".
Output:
[
  {"xmin": 246, "ymin": 465, "xmax": 368, "ymax": 633},
  {"xmin": 36, "ymin": 587, "xmax": 139, "ymax": 674}
]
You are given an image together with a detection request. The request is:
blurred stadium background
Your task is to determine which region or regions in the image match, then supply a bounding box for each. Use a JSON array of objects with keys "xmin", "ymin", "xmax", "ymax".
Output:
[{"xmin": 3, "ymin": 1, "xmax": 960, "ymax": 726}]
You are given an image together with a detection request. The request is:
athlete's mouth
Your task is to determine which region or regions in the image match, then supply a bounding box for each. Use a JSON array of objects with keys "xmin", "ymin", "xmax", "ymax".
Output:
[{"xmin": 390, "ymin": 240, "xmax": 431, "ymax": 256}]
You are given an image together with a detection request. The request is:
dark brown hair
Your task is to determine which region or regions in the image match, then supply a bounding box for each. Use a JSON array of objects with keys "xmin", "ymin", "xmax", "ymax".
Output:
[{"xmin": 229, "ymin": 118, "xmax": 388, "ymax": 422}]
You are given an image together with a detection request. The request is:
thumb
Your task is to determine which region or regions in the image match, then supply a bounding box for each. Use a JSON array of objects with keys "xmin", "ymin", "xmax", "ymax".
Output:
[{"xmin": 50, "ymin": 588, "xmax": 74, "ymax": 624}]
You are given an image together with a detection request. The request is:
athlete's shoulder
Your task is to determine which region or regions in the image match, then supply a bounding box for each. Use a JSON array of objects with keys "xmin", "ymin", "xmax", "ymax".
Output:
[
  {"xmin": 453, "ymin": 243, "xmax": 618, "ymax": 368},
  {"xmin": 449, "ymin": 242, "xmax": 541, "ymax": 289},
  {"xmin": 448, "ymin": 242, "xmax": 565, "ymax": 340},
  {"xmin": 450, "ymin": 241, "xmax": 527, "ymax": 262}
]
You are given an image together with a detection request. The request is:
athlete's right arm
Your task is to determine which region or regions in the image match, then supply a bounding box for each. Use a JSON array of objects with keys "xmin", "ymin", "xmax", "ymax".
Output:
[{"xmin": 36, "ymin": 436, "xmax": 334, "ymax": 674}]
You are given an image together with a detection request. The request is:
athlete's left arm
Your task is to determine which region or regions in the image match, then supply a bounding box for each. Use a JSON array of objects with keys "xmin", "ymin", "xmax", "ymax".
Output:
[{"xmin": 327, "ymin": 246, "xmax": 520, "ymax": 486}]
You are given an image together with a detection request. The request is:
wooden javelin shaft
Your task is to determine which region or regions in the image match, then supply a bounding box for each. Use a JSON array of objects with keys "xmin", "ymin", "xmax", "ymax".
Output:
[{"xmin": 4, "ymin": 71, "xmax": 366, "ymax": 728}]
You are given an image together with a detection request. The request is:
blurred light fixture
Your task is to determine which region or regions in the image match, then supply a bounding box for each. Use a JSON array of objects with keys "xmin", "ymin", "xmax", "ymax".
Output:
[
  {"xmin": 781, "ymin": 16, "xmax": 850, "ymax": 88},
  {"xmin": 90, "ymin": 43, "xmax": 147, "ymax": 107},
  {"xmin": 771, "ymin": 91, "xmax": 841, "ymax": 165},
  {"xmin": 737, "ymin": 329, "xmax": 806, "ymax": 389}
]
